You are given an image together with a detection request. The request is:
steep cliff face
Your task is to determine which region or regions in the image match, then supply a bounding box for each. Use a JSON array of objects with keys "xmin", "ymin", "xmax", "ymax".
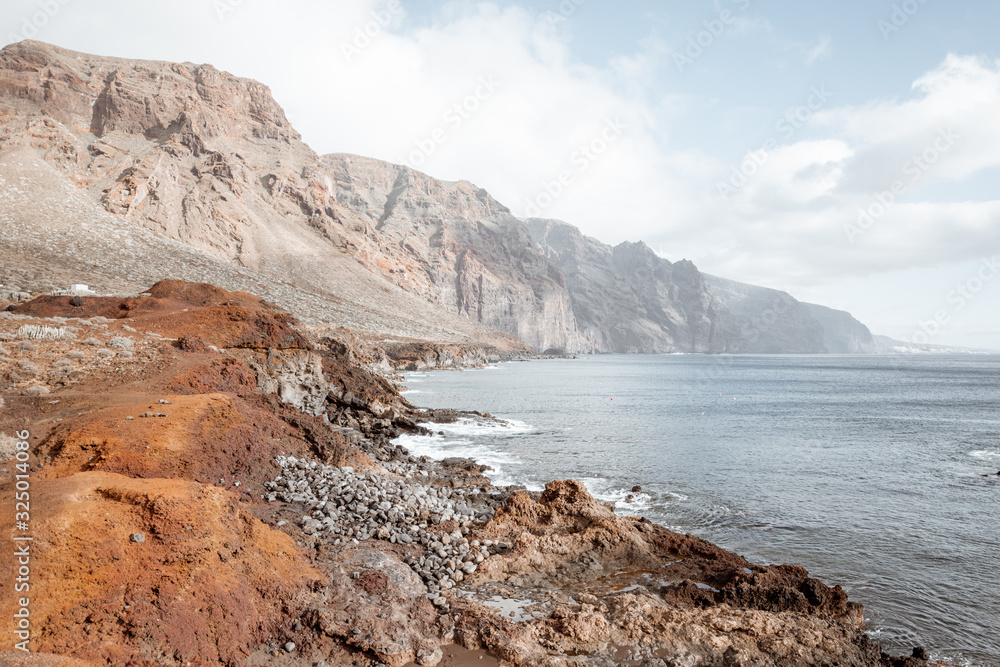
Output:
[
  {"xmin": 529, "ymin": 220, "xmax": 877, "ymax": 355},
  {"xmin": 0, "ymin": 41, "xmax": 583, "ymax": 353},
  {"xmin": 0, "ymin": 41, "xmax": 879, "ymax": 357},
  {"xmin": 320, "ymin": 155, "xmax": 585, "ymax": 353},
  {"xmin": 802, "ymin": 303, "xmax": 877, "ymax": 354},
  {"xmin": 0, "ymin": 41, "xmax": 545, "ymax": 351},
  {"xmin": 527, "ymin": 219, "xmax": 740, "ymax": 353},
  {"xmin": 705, "ymin": 274, "xmax": 852, "ymax": 354}
]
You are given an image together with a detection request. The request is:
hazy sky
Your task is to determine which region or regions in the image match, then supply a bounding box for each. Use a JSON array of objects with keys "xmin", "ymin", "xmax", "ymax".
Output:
[{"xmin": 3, "ymin": 1, "xmax": 999, "ymax": 349}]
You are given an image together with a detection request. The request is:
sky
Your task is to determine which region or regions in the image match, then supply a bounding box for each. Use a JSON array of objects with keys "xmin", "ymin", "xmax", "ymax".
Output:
[{"xmin": 3, "ymin": 0, "xmax": 999, "ymax": 349}]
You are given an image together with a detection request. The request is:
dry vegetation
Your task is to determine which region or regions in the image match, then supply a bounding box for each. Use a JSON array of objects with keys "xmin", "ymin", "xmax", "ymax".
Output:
[{"xmin": 0, "ymin": 311, "xmax": 166, "ymax": 397}]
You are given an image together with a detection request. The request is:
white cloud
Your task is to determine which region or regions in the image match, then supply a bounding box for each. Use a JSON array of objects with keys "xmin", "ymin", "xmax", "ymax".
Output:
[{"xmin": 805, "ymin": 36, "xmax": 831, "ymax": 64}]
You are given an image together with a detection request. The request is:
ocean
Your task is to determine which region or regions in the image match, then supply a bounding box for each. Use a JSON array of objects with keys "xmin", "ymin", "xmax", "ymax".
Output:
[{"xmin": 393, "ymin": 354, "xmax": 1000, "ymax": 666}]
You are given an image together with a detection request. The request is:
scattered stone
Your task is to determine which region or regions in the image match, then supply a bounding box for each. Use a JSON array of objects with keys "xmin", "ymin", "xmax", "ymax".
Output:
[
  {"xmin": 263, "ymin": 454, "xmax": 499, "ymax": 591},
  {"xmin": 130, "ymin": 533, "xmax": 145, "ymax": 543}
]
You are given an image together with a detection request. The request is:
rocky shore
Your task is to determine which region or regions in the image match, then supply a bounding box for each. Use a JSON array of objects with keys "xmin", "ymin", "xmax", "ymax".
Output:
[{"xmin": 0, "ymin": 281, "xmax": 930, "ymax": 666}]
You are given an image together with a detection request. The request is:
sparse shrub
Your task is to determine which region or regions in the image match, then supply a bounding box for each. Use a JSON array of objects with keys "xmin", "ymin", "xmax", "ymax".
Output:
[
  {"xmin": 82, "ymin": 337, "xmax": 103, "ymax": 346},
  {"xmin": 0, "ymin": 433, "xmax": 18, "ymax": 461},
  {"xmin": 17, "ymin": 324, "xmax": 69, "ymax": 340},
  {"xmin": 0, "ymin": 396, "xmax": 5, "ymax": 408},
  {"xmin": 95, "ymin": 349, "xmax": 115, "ymax": 358},
  {"xmin": 123, "ymin": 325, "xmax": 136, "ymax": 332},
  {"xmin": 24, "ymin": 385, "xmax": 50, "ymax": 396},
  {"xmin": 67, "ymin": 350, "xmax": 86, "ymax": 359},
  {"xmin": 17, "ymin": 361, "xmax": 37, "ymax": 375},
  {"xmin": 108, "ymin": 337, "xmax": 134, "ymax": 349},
  {"xmin": 15, "ymin": 341, "xmax": 35, "ymax": 352},
  {"xmin": 52, "ymin": 359, "xmax": 74, "ymax": 369},
  {"xmin": 0, "ymin": 344, "xmax": 8, "ymax": 356},
  {"xmin": 118, "ymin": 350, "xmax": 134, "ymax": 359}
]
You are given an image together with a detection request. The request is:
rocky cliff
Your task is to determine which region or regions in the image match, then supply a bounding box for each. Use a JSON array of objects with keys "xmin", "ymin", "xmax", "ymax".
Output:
[
  {"xmin": 803, "ymin": 303, "xmax": 878, "ymax": 354},
  {"xmin": 322, "ymin": 155, "xmax": 585, "ymax": 354},
  {"xmin": 0, "ymin": 40, "xmax": 579, "ymax": 353},
  {"xmin": 527, "ymin": 219, "xmax": 739, "ymax": 353},
  {"xmin": 0, "ymin": 40, "xmax": 879, "ymax": 356},
  {"xmin": 528, "ymin": 219, "xmax": 877, "ymax": 354},
  {"xmin": 702, "ymin": 275, "xmax": 828, "ymax": 354},
  {"xmin": 704, "ymin": 275, "xmax": 877, "ymax": 354}
]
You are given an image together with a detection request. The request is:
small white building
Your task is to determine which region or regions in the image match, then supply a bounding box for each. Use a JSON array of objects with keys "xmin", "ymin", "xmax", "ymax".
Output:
[{"xmin": 69, "ymin": 284, "xmax": 95, "ymax": 294}]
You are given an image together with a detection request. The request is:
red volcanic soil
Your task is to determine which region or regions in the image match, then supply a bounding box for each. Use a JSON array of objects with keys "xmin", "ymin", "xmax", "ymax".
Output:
[
  {"xmin": 11, "ymin": 280, "xmax": 309, "ymax": 350},
  {"xmin": 0, "ymin": 282, "xmax": 348, "ymax": 664}
]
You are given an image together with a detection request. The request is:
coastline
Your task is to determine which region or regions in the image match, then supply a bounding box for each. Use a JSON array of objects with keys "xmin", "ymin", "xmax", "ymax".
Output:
[{"xmin": 0, "ymin": 282, "xmax": 931, "ymax": 666}]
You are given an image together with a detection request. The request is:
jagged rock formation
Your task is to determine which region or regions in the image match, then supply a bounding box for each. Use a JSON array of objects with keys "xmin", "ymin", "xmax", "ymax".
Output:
[{"xmin": 527, "ymin": 219, "xmax": 739, "ymax": 353}]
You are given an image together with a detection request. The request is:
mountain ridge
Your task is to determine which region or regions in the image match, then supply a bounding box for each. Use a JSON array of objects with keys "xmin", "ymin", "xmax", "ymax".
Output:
[{"xmin": 0, "ymin": 40, "xmax": 894, "ymax": 355}]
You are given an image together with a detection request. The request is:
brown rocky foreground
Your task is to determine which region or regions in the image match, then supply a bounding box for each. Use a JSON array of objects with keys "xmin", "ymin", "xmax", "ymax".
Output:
[{"xmin": 0, "ymin": 281, "xmax": 929, "ymax": 666}]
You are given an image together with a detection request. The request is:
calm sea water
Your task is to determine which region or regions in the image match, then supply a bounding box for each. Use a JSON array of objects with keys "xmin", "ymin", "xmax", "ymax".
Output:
[{"xmin": 394, "ymin": 355, "xmax": 1000, "ymax": 666}]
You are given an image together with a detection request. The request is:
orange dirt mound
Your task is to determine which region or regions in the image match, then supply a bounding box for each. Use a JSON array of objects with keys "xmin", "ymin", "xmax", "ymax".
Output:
[
  {"xmin": 35, "ymin": 388, "xmax": 367, "ymax": 501},
  {"xmin": 0, "ymin": 473, "xmax": 320, "ymax": 666},
  {"xmin": 12, "ymin": 280, "xmax": 308, "ymax": 350}
]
